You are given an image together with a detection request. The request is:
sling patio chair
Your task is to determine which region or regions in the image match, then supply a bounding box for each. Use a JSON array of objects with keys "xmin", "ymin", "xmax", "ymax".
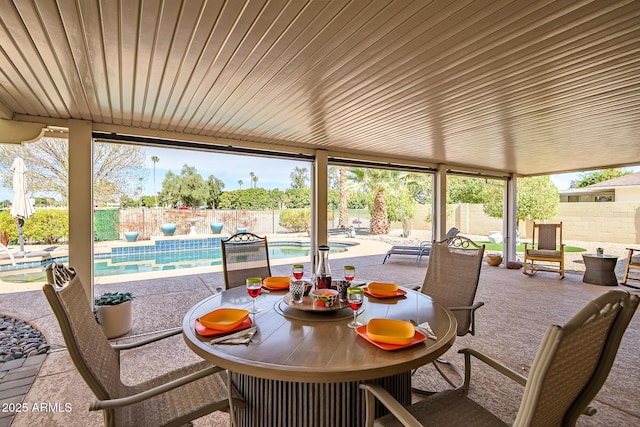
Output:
[
  {"xmin": 523, "ymin": 222, "xmax": 565, "ymax": 279},
  {"xmin": 382, "ymin": 227, "xmax": 459, "ymax": 265},
  {"xmin": 43, "ymin": 262, "xmax": 243, "ymax": 427},
  {"xmin": 360, "ymin": 290, "xmax": 639, "ymax": 427},
  {"xmin": 221, "ymin": 232, "xmax": 272, "ymax": 289},
  {"xmin": 413, "ymin": 235, "xmax": 485, "ymax": 389},
  {"xmin": 620, "ymin": 247, "xmax": 640, "ymax": 289}
]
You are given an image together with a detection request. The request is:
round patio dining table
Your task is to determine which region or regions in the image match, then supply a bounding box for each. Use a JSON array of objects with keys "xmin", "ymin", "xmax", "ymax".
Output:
[{"xmin": 183, "ymin": 283, "xmax": 457, "ymax": 427}]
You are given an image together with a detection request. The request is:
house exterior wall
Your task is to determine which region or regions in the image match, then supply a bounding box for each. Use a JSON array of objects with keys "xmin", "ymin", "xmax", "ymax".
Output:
[{"xmin": 615, "ymin": 187, "xmax": 640, "ymax": 202}]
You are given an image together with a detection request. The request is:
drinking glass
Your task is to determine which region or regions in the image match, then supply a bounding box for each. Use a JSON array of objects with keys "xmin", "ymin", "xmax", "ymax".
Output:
[
  {"xmin": 289, "ymin": 280, "xmax": 305, "ymax": 303},
  {"xmin": 292, "ymin": 264, "xmax": 304, "ymax": 280},
  {"xmin": 246, "ymin": 277, "xmax": 262, "ymax": 313},
  {"xmin": 343, "ymin": 265, "xmax": 355, "ymax": 283},
  {"xmin": 347, "ymin": 287, "xmax": 364, "ymax": 328}
]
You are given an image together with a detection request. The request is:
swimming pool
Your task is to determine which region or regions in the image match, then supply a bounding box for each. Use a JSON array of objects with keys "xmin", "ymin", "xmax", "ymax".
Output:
[{"xmin": 0, "ymin": 239, "xmax": 353, "ymax": 282}]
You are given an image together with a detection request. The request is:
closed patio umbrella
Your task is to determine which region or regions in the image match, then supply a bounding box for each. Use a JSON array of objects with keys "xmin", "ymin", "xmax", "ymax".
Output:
[{"xmin": 10, "ymin": 157, "xmax": 35, "ymax": 254}]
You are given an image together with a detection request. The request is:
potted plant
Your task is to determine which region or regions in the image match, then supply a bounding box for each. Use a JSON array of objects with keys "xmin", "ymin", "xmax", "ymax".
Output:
[{"xmin": 94, "ymin": 292, "xmax": 135, "ymax": 339}]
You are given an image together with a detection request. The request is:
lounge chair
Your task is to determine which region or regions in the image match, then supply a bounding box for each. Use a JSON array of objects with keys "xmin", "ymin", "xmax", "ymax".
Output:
[{"xmin": 382, "ymin": 228, "xmax": 459, "ymax": 265}]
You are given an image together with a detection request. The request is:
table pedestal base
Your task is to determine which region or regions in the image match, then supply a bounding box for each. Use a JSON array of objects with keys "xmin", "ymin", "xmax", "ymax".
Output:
[{"xmin": 232, "ymin": 371, "xmax": 411, "ymax": 427}]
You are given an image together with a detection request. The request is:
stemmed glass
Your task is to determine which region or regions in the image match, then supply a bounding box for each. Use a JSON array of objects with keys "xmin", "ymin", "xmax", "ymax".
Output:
[
  {"xmin": 343, "ymin": 265, "xmax": 355, "ymax": 283},
  {"xmin": 292, "ymin": 264, "xmax": 304, "ymax": 280},
  {"xmin": 347, "ymin": 287, "xmax": 364, "ymax": 328},
  {"xmin": 246, "ymin": 277, "xmax": 262, "ymax": 314}
]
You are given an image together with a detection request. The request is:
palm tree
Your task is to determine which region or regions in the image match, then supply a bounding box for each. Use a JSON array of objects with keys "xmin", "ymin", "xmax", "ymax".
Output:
[
  {"xmin": 151, "ymin": 155, "xmax": 159, "ymax": 207},
  {"xmin": 238, "ymin": 179, "xmax": 243, "ymax": 190},
  {"xmin": 249, "ymin": 171, "xmax": 256, "ymax": 188}
]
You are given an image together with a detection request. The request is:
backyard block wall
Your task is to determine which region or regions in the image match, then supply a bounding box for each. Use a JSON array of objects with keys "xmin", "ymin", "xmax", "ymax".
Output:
[{"xmin": 406, "ymin": 202, "xmax": 639, "ymax": 244}]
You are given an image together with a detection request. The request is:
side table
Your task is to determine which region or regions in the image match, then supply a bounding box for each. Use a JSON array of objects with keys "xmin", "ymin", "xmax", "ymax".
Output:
[{"xmin": 582, "ymin": 254, "xmax": 619, "ymax": 286}]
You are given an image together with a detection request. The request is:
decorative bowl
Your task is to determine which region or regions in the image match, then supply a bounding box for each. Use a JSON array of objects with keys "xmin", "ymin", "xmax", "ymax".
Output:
[
  {"xmin": 310, "ymin": 289, "xmax": 338, "ymax": 308},
  {"xmin": 366, "ymin": 319, "xmax": 415, "ymax": 345},
  {"xmin": 486, "ymin": 254, "xmax": 503, "ymax": 266},
  {"xmin": 198, "ymin": 308, "xmax": 250, "ymax": 331},
  {"xmin": 367, "ymin": 282, "xmax": 399, "ymax": 296}
]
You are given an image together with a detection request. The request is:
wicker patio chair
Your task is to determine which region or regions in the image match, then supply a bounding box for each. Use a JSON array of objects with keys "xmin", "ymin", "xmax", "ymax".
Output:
[
  {"xmin": 523, "ymin": 222, "xmax": 565, "ymax": 279},
  {"xmin": 43, "ymin": 262, "xmax": 242, "ymax": 427},
  {"xmin": 361, "ymin": 290, "xmax": 639, "ymax": 427},
  {"xmin": 414, "ymin": 235, "xmax": 485, "ymax": 389},
  {"xmin": 221, "ymin": 232, "xmax": 272, "ymax": 289},
  {"xmin": 620, "ymin": 247, "xmax": 640, "ymax": 289}
]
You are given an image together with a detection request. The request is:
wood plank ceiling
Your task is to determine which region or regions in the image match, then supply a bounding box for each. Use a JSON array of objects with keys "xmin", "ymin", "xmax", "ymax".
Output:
[{"xmin": 0, "ymin": 0, "xmax": 639, "ymax": 176}]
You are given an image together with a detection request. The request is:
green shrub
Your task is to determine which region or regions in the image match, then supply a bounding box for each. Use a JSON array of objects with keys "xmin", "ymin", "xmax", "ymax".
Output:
[
  {"xmin": 0, "ymin": 209, "xmax": 69, "ymax": 244},
  {"xmin": 279, "ymin": 209, "xmax": 310, "ymax": 233}
]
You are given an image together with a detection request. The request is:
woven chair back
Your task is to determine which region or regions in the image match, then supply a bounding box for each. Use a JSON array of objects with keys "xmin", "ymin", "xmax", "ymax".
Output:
[
  {"xmin": 514, "ymin": 290, "xmax": 639, "ymax": 426},
  {"xmin": 421, "ymin": 236, "xmax": 484, "ymax": 336},
  {"xmin": 43, "ymin": 264, "xmax": 124, "ymax": 402},
  {"xmin": 536, "ymin": 223, "xmax": 561, "ymax": 250},
  {"xmin": 221, "ymin": 232, "xmax": 272, "ymax": 289}
]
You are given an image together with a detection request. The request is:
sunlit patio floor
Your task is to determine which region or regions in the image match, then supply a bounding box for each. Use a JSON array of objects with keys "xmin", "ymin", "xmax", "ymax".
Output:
[{"xmin": 1, "ymin": 241, "xmax": 639, "ymax": 426}]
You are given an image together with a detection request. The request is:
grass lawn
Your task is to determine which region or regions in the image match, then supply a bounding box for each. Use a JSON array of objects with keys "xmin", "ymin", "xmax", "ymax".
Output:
[{"xmin": 477, "ymin": 241, "xmax": 586, "ymax": 253}]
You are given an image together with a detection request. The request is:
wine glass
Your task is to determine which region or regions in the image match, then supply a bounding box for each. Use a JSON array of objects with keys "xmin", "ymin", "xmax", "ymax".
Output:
[
  {"xmin": 347, "ymin": 287, "xmax": 364, "ymax": 328},
  {"xmin": 343, "ymin": 265, "xmax": 355, "ymax": 283},
  {"xmin": 246, "ymin": 277, "xmax": 262, "ymax": 314},
  {"xmin": 292, "ymin": 264, "xmax": 304, "ymax": 280}
]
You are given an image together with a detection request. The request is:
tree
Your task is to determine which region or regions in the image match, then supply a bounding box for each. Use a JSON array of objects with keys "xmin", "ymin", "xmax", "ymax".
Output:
[
  {"xmin": 206, "ymin": 175, "xmax": 225, "ymax": 209},
  {"xmin": 158, "ymin": 165, "xmax": 210, "ymax": 208},
  {"xmin": 151, "ymin": 155, "xmax": 160, "ymax": 207},
  {"xmin": 338, "ymin": 167, "xmax": 349, "ymax": 228},
  {"xmin": 289, "ymin": 166, "xmax": 309, "ymax": 189},
  {"xmin": 238, "ymin": 179, "xmax": 243, "ymax": 190},
  {"xmin": 249, "ymin": 171, "xmax": 258, "ymax": 188},
  {"xmin": 573, "ymin": 168, "xmax": 631, "ymax": 188},
  {"xmin": 447, "ymin": 176, "xmax": 485, "ymax": 204},
  {"xmin": 483, "ymin": 176, "xmax": 559, "ymax": 223},
  {"xmin": 0, "ymin": 138, "xmax": 146, "ymax": 205}
]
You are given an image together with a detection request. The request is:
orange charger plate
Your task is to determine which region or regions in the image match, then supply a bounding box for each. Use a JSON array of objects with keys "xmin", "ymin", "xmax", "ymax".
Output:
[
  {"xmin": 355, "ymin": 325, "xmax": 426, "ymax": 350},
  {"xmin": 363, "ymin": 287, "xmax": 407, "ymax": 299},
  {"xmin": 195, "ymin": 317, "xmax": 253, "ymax": 337}
]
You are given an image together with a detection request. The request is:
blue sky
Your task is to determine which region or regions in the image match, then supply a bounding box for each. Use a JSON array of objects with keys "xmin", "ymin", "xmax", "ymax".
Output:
[{"xmin": 0, "ymin": 144, "xmax": 637, "ymax": 201}]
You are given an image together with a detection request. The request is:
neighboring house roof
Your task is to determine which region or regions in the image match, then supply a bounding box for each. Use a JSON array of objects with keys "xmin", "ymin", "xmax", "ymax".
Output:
[{"xmin": 587, "ymin": 172, "xmax": 640, "ymax": 189}]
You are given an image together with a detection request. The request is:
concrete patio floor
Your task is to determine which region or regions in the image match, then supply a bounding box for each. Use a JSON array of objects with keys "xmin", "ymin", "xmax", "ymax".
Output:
[{"xmin": 0, "ymin": 241, "xmax": 639, "ymax": 426}]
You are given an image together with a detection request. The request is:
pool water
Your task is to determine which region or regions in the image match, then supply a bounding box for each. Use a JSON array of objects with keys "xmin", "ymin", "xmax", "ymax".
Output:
[{"xmin": 0, "ymin": 241, "xmax": 351, "ymax": 282}]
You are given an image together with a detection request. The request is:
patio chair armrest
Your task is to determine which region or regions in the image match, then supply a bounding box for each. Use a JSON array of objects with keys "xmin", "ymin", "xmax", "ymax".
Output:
[
  {"xmin": 111, "ymin": 327, "xmax": 182, "ymax": 352},
  {"xmin": 449, "ymin": 302, "xmax": 484, "ymax": 335},
  {"xmin": 359, "ymin": 382, "xmax": 422, "ymax": 427},
  {"xmin": 459, "ymin": 347, "xmax": 527, "ymax": 394},
  {"xmin": 90, "ymin": 365, "xmax": 225, "ymax": 411},
  {"xmin": 448, "ymin": 302, "xmax": 484, "ymax": 312},
  {"xmin": 401, "ymin": 283, "xmax": 421, "ymax": 291}
]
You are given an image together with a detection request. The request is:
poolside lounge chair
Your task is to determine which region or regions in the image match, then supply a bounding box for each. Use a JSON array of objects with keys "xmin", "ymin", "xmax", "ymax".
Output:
[
  {"xmin": 221, "ymin": 232, "xmax": 272, "ymax": 289},
  {"xmin": 43, "ymin": 262, "xmax": 242, "ymax": 426},
  {"xmin": 382, "ymin": 227, "xmax": 459, "ymax": 265},
  {"xmin": 361, "ymin": 289, "xmax": 639, "ymax": 427},
  {"xmin": 621, "ymin": 247, "xmax": 640, "ymax": 289}
]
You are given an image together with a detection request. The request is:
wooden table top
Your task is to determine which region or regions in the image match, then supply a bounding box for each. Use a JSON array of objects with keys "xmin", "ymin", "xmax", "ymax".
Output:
[{"xmin": 182, "ymin": 285, "xmax": 457, "ymax": 383}]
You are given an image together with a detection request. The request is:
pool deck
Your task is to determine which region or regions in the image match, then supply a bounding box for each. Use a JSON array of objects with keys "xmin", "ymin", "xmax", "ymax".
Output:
[{"xmin": 0, "ymin": 234, "xmax": 639, "ymax": 426}]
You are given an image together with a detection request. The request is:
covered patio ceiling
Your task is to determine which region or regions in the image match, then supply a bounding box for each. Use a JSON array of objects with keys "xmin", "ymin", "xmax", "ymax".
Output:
[{"xmin": 1, "ymin": 0, "xmax": 639, "ymax": 176}]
